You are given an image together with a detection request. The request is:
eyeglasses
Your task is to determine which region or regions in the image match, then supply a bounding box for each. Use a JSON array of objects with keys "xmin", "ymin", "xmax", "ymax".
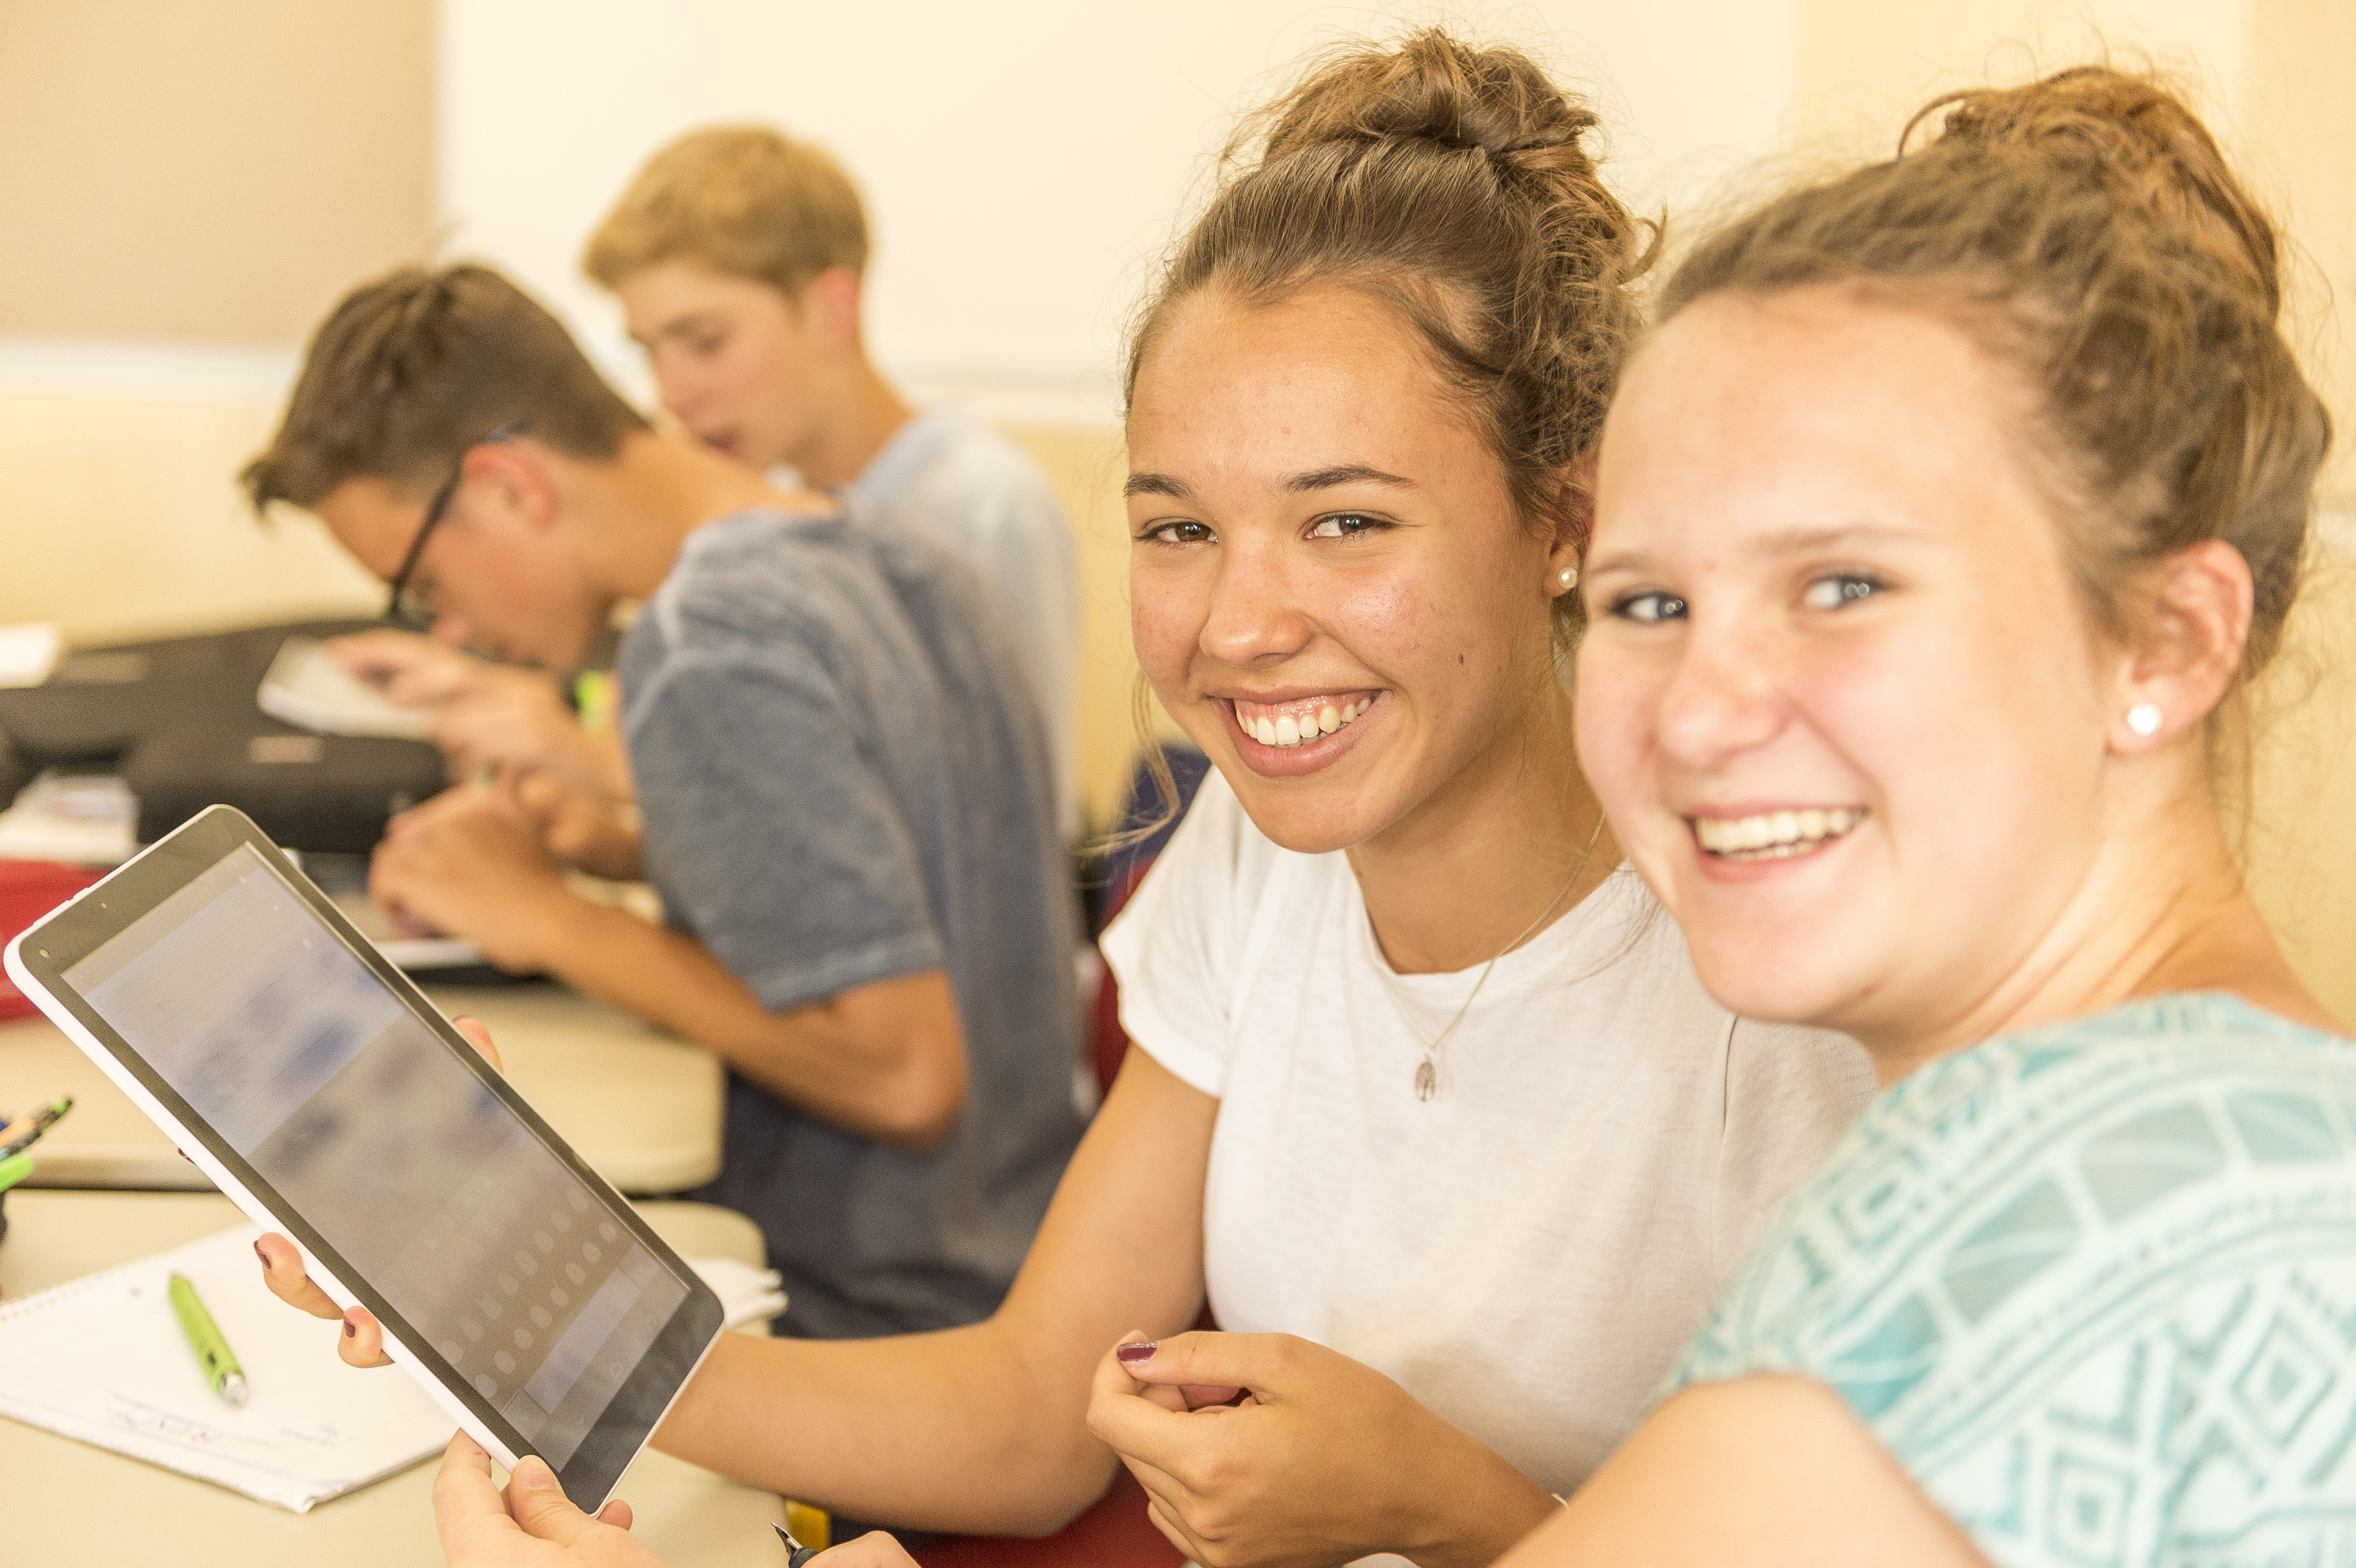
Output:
[{"xmin": 385, "ymin": 420, "xmax": 527, "ymax": 629}]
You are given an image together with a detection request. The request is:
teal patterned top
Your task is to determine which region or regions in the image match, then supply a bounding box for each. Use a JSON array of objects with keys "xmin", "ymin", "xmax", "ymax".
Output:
[{"xmin": 1666, "ymin": 994, "xmax": 2356, "ymax": 1566}]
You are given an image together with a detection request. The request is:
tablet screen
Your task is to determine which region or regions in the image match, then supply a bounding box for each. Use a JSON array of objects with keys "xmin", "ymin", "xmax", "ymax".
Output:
[{"xmin": 61, "ymin": 841, "xmax": 693, "ymax": 1470}]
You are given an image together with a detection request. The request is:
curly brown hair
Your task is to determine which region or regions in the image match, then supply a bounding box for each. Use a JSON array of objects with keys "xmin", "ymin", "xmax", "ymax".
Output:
[{"xmin": 1124, "ymin": 28, "xmax": 1655, "ymax": 637}]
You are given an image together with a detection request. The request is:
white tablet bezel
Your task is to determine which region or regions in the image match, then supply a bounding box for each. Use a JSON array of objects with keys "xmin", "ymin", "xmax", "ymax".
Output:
[{"xmin": 3, "ymin": 804, "xmax": 727, "ymax": 1511}]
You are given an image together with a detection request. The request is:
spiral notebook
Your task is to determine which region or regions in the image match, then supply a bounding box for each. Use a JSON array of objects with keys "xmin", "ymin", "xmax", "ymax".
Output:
[{"xmin": 0, "ymin": 1223, "xmax": 787, "ymax": 1512}]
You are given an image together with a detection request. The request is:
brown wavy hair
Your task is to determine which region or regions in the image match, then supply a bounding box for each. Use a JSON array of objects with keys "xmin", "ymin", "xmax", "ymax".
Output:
[
  {"xmin": 1659, "ymin": 66, "xmax": 2332, "ymax": 687},
  {"xmin": 1108, "ymin": 29, "xmax": 1653, "ymax": 840}
]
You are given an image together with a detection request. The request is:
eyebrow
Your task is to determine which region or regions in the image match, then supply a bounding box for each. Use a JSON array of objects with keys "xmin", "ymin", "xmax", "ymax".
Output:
[
  {"xmin": 1123, "ymin": 472, "xmax": 1191, "ymax": 500},
  {"xmin": 1584, "ymin": 521, "xmax": 1933, "ymax": 579},
  {"xmin": 1745, "ymin": 522, "xmax": 1928, "ymax": 556},
  {"xmin": 1122, "ymin": 464, "xmax": 1416, "ymax": 501},
  {"xmin": 1286, "ymin": 464, "xmax": 1414, "ymax": 494}
]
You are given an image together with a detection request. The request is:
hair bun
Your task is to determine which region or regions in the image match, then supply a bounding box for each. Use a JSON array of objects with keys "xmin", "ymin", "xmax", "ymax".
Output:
[
  {"xmin": 1919, "ymin": 66, "xmax": 2281, "ymax": 311},
  {"xmin": 1250, "ymin": 29, "xmax": 1600, "ymax": 175}
]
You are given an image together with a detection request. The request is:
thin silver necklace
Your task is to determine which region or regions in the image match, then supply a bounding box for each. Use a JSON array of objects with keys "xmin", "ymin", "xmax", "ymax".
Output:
[{"xmin": 1379, "ymin": 811, "xmax": 1608, "ymax": 1102}]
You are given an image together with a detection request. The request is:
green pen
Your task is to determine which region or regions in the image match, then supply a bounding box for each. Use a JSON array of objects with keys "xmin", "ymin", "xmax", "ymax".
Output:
[{"xmin": 168, "ymin": 1272, "xmax": 248, "ymax": 1406}]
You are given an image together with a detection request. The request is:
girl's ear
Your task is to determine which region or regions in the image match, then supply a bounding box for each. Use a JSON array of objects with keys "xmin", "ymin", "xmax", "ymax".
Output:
[
  {"xmin": 2109, "ymin": 538, "xmax": 2253, "ymax": 752},
  {"xmin": 1545, "ymin": 464, "xmax": 1595, "ymax": 592}
]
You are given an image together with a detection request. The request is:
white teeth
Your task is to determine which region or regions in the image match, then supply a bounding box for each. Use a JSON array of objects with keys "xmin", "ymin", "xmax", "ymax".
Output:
[
  {"xmin": 1693, "ymin": 807, "xmax": 1866, "ymax": 860},
  {"xmin": 1239, "ymin": 695, "xmax": 1373, "ymax": 749}
]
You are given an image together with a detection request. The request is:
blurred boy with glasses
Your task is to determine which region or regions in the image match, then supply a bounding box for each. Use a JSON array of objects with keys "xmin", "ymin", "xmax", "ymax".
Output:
[{"xmin": 242, "ymin": 263, "xmax": 1086, "ymax": 1339}]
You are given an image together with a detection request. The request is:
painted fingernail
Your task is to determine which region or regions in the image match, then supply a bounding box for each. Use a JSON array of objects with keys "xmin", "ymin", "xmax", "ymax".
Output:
[
  {"xmin": 253, "ymin": 1240, "xmax": 269, "ymax": 1264},
  {"xmin": 343, "ymin": 1318, "xmax": 358, "ymax": 1339},
  {"xmin": 1116, "ymin": 1341, "xmax": 1157, "ymax": 1364}
]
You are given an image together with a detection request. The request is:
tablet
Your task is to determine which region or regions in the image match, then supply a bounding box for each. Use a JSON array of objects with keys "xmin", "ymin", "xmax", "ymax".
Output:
[{"xmin": 1, "ymin": 805, "xmax": 726, "ymax": 1511}]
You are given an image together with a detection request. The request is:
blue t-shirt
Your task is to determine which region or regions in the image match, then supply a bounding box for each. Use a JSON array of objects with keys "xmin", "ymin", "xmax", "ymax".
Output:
[
  {"xmin": 620, "ymin": 506, "xmax": 1086, "ymax": 1339},
  {"xmin": 1668, "ymin": 994, "xmax": 2356, "ymax": 1566}
]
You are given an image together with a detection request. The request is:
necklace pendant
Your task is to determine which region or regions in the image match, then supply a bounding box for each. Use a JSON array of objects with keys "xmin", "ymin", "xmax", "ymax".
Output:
[{"xmin": 1414, "ymin": 1059, "xmax": 1438, "ymax": 1101}]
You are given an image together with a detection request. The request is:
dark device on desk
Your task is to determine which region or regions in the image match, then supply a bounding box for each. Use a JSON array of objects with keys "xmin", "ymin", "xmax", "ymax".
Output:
[
  {"xmin": 0, "ymin": 619, "xmax": 445, "ymax": 854},
  {"xmin": 3, "ymin": 805, "xmax": 725, "ymax": 1512}
]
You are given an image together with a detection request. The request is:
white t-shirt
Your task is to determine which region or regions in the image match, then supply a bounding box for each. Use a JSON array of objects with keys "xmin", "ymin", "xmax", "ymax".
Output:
[
  {"xmin": 843, "ymin": 404, "xmax": 1080, "ymax": 838},
  {"xmin": 1099, "ymin": 773, "xmax": 1875, "ymax": 1558}
]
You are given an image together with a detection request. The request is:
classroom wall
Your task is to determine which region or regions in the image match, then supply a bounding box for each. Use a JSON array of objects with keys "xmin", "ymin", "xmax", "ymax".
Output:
[{"xmin": 0, "ymin": 0, "xmax": 436, "ymax": 343}]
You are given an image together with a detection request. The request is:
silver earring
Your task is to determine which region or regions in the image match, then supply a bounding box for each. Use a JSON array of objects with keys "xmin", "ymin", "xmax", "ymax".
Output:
[
  {"xmin": 2126, "ymin": 702, "xmax": 2162, "ymax": 738},
  {"xmin": 1558, "ymin": 566, "xmax": 1579, "ymax": 590}
]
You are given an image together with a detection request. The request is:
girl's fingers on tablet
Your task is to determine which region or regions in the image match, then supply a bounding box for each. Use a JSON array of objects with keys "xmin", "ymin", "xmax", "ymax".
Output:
[
  {"xmin": 255, "ymin": 1233, "xmax": 343, "ymax": 1319},
  {"xmin": 339, "ymin": 1306, "xmax": 393, "ymax": 1368},
  {"xmin": 451, "ymin": 1014, "xmax": 504, "ymax": 1072}
]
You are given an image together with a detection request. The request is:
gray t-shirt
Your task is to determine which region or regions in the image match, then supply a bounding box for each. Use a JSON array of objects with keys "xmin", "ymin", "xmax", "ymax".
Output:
[
  {"xmin": 843, "ymin": 404, "xmax": 1079, "ymax": 838},
  {"xmin": 621, "ymin": 506, "xmax": 1086, "ymax": 1338}
]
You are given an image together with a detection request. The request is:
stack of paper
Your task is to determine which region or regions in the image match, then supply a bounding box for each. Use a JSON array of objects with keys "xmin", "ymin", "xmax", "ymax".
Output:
[
  {"xmin": 0, "ymin": 624, "xmax": 62, "ymax": 689},
  {"xmin": 0, "ymin": 1223, "xmax": 786, "ymax": 1511},
  {"xmin": 257, "ymin": 635, "xmax": 435, "ymax": 741}
]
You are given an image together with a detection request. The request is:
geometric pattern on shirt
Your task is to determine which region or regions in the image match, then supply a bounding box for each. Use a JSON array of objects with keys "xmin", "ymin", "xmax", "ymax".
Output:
[{"xmin": 1667, "ymin": 994, "xmax": 2356, "ymax": 1568}]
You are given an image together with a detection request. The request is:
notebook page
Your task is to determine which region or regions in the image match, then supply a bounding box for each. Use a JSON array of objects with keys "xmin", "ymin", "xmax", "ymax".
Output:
[
  {"xmin": 0, "ymin": 1223, "xmax": 449, "ymax": 1511},
  {"xmin": 0, "ymin": 1223, "xmax": 787, "ymax": 1513}
]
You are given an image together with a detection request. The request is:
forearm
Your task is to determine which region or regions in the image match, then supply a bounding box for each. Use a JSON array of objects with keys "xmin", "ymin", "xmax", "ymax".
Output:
[
  {"xmin": 657, "ymin": 1323, "xmax": 1117, "ymax": 1534},
  {"xmin": 1409, "ymin": 1449, "xmax": 1562, "ymax": 1568},
  {"xmin": 663, "ymin": 1054, "xmax": 1219, "ymax": 1535},
  {"xmin": 520, "ymin": 896, "xmax": 954, "ymax": 1145}
]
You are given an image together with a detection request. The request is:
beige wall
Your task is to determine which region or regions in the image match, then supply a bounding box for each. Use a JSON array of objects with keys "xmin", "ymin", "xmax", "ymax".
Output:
[
  {"xmin": 0, "ymin": 0, "xmax": 434, "ymax": 342},
  {"xmin": 0, "ymin": 0, "xmax": 2350, "ymax": 1008}
]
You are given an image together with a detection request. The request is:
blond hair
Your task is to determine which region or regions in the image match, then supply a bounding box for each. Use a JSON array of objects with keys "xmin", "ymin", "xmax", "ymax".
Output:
[{"xmin": 582, "ymin": 125, "xmax": 869, "ymax": 297}]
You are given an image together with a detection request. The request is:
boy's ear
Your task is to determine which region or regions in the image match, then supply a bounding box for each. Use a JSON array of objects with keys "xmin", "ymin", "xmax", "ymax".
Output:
[
  {"xmin": 800, "ymin": 267, "xmax": 863, "ymax": 354},
  {"xmin": 463, "ymin": 442, "xmax": 560, "ymax": 535},
  {"xmin": 2110, "ymin": 538, "xmax": 2253, "ymax": 752}
]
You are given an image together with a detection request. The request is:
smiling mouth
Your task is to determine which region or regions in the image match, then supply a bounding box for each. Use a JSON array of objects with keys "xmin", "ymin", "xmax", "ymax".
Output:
[
  {"xmin": 1691, "ymin": 807, "xmax": 1868, "ymax": 861},
  {"xmin": 1230, "ymin": 693, "xmax": 1374, "ymax": 750}
]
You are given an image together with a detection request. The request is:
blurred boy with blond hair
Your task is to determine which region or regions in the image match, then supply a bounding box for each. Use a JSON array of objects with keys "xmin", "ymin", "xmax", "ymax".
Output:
[{"xmin": 339, "ymin": 126, "xmax": 1080, "ymax": 833}]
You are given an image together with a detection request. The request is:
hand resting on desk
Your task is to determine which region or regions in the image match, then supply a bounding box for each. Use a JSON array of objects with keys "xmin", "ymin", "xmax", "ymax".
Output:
[{"xmin": 371, "ymin": 787, "xmax": 577, "ymax": 973}]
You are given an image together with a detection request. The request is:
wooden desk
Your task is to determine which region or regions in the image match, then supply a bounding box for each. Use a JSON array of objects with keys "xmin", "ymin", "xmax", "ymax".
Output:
[
  {"xmin": 0, "ymin": 1190, "xmax": 780, "ymax": 1568},
  {"xmin": 0, "ymin": 980, "xmax": 723, "ymax": 1194}
]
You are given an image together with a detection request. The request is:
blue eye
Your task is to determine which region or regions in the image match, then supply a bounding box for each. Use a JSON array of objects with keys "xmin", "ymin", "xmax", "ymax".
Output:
[
  {"xmin": 1306, "ymin": 512, "xmax": 1386, "ymax": 540},
  {"xmin": 1801, "ymin": 575, "xmax": 1881, "ymax": 610},
  {"xmin": 1614, "ymin": 591, "xmax": 1687, "ymax": 624}
]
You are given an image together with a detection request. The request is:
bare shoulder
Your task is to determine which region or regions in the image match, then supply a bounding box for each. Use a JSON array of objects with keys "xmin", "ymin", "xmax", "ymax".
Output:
[{"xmin": 1495, "ymin": 1374, "xmax": 1989, "ymax": 1568}]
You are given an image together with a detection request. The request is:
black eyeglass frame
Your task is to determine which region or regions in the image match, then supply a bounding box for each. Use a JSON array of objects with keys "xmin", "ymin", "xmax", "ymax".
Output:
[{"xmin": 384, "ymin": 419, "xmax": 528, "ymax": 628}]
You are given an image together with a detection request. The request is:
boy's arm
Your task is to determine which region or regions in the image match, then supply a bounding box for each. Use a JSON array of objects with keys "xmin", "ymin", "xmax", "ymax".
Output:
[{"xmin": 371, "ymin": 788, "xmax": 966, "ymax": 1152}]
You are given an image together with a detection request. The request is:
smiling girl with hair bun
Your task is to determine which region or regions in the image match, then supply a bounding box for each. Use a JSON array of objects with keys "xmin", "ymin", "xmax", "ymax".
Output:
[{"xmin": 1495, "ymin": 63, "xmax": 2356, "ymax": 1567}]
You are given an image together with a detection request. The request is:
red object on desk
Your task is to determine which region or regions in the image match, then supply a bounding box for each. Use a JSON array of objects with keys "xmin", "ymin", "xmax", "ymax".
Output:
[
  {"xmin": 915, "ymin": 1470, "xmax": 1182, "ymax": 1568},
  {"xmin": 0, "ymin": 860, "xmax": 104, "ymax": 1021}
]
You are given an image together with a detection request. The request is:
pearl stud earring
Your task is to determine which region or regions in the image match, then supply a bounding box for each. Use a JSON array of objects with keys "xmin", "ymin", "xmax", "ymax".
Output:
[
  {"xmin": 1558, "ymin": 566, "xmax": 1579, "ymax": 590},
  {"xmin": 2126, "ymin": 702, "xmax": 2162, "ymax": 738}
]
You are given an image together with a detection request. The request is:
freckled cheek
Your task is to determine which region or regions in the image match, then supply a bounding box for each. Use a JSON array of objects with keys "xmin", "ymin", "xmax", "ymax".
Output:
[
  {"xmin": 1320, "ymin": 576, "xmax": 1453, "ymax": 684},
  {"xmin": 1129, "ymin": 571, "xmax": 1210, "ymax": 692}
]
